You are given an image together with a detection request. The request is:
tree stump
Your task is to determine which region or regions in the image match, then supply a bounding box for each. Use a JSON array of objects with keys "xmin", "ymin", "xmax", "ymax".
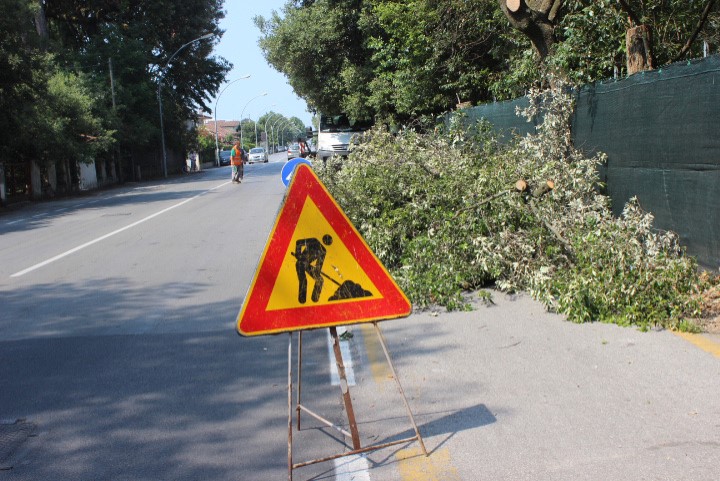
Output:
[{"xmin": 626, "ymin": 25, "xmax": 654, "ymax": 75}]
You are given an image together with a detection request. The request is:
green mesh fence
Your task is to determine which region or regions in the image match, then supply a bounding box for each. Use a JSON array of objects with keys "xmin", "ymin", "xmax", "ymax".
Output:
[{"xmin": 459, "ymin": 55, "xmax": 720, "ymax": 270}]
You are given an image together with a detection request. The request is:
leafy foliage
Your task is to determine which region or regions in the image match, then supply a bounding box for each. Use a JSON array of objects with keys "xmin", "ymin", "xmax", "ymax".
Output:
[
  {"xmin": 257, "ymin": 1, "xmax": 720, "ymax": 123},
  {"xmin": 40, "ymin": 71, "xmax": 116, "ymax": 164},
  {"xmin": 257, "ymin": 0, "xmax": 515, "ymax": 123},
  {"xmin": 255, "ymin": 0, "xmax": 368, "ymax": 116},
  {"xmin": 315, "ymin": 80, "xmax": 710, "ymax": 330},
  {"xmin": 0, "ymin": 0, "xmax": 230, "ymax": 181},
  {"xmin": 0, "ymin": 0, "xmax": 52, "ymax": 163},
  {"xmin": 550, "ymin": 0, "xmax": 720, "ymax": 82}
]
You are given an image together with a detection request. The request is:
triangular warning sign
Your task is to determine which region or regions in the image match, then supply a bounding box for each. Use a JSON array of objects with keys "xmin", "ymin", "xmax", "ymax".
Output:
[{"xmin": 237, "ymin": 163, "xmax": 411, "ymax": 336}]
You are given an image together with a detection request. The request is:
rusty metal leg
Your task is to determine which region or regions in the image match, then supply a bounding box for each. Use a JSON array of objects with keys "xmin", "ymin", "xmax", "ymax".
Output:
[
  {"xmin": 297, "ymin": 331, "xmax": 303, "ymax": 430},
  {"xmin": 373, "ymin": 322, "xmax": 428, "ymax": 456},
  {"xmin": 329, "ymin": 326, "xmax": 362, "ymax": 450},
  {"xmin": 288, "ymin": 332, "xmax": 294, "ymax": 481}
]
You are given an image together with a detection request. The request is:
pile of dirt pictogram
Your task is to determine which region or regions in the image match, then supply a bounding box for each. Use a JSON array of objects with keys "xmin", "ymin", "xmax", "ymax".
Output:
[{"xmin": 328, "ymin": 280, "xmax": 372, "ymax": 301}]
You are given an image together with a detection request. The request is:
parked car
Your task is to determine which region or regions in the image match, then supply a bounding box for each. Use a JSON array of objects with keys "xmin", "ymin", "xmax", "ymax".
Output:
[
  {"xmin": 287, "ymin": 143, "xmax": 301, "ymax": 160},
  {"xmin": 219, "ymin": 150, "xmax": 232, "ymax": 166},
  {"xmin": 248, "ymin": 147, "xmax": 268, "ymax": 164}
]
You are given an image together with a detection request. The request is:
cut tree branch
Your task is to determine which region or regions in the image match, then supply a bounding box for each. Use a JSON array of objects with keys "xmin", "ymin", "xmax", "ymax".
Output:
[
  {"xmin": 528, "ymin": 199, "xmax": 575, "ymax": 261},
  {"xmin": 548, "ymin": 0, "xmax": 563, "ymax": 22}
]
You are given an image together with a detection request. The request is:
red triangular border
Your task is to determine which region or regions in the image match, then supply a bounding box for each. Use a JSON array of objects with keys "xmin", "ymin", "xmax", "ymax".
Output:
[{"xmin": 237, "ymin": 164, "xmax": 411, "ymax": 336}]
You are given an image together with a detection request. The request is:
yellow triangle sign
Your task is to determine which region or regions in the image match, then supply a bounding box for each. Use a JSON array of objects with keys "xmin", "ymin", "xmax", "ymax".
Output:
[{"xmin": 237, "ymin": 163, "xmax": 411, "ymax": 336}]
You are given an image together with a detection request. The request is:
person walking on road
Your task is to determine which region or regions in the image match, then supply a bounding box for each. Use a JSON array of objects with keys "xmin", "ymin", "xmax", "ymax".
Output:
[
  {"xmin": 298, "ymin": 137, "xmax": 309, "ymax": 159},
  {"xmin": 230, "ymin": 141, "xmax": 244, "ymax": 183}
]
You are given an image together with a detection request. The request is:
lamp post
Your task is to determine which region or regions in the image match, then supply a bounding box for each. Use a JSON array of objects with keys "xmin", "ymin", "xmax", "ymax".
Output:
[
  {"xmin": 270, "ymin": 116, "xmax": 287, "ymax": 153},
  {"xmin": 214, "ymin": 75, "xmax": 250, "ymax": 166},
  {"xmin": 280, "ymin": 122, "xmax": 300, "ymax": 148},
  {"xmin": 263, "ymin": 112, "xmax": 281, "ymax": 152},
  {"xmin": 239, "ymin": 92, "xmax": 267, "ymax": 149},
  {"xmin": 279, "ymin": 122, "xmax": 301, "ymax": 149},
  {"xmin": 275, "ymin": 121, "xmax": 289, "ymax": 149},
  {"xmin": 257, "ymin": 104, "xmax": 276, "ymax": 147},
  {"xmin": 157, "ymin": 32, "xmax": 213, "ymax": 178}
]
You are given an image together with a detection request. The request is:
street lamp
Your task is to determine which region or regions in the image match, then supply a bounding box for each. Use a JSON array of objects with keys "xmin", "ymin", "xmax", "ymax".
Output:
[
  {"xmin": 157, "ymin": 32, "xmax": 213, "ymax": 178},
  {"xmin": 275, "ymin": 121, "xmax": 289, "ymax": 149},
  {"xmin": 279, "ymin": 121, "xmax": 301, "ymax": 149},
  {"xmin": 239, "ymin": 92, "xmax": 268, "ymax": 149},
  {"xmin": 270, "ymin": 116, "xmax": 288, "ymax": 153},
  {"xmin": 214, "ymin": 75, "xmax": 251, "ymax": 165},
  {"xmin": 256, "ymin": 104, "xmax": 276, "ymax": 146},
  {"xmin": 263, "ymin": 112, "xmax": 281, "ymax": 151},
  {"xmin": 280, "ymin": 121, "xmax": 301, "ymax": 148},
  {"xmin": 262, "ymin": 113, "xmax": 283, "ymax": 153}
]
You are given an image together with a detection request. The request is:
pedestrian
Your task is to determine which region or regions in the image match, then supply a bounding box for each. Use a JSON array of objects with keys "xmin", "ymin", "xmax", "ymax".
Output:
[
  {"xmin": 230, "ymin": 141, "xmax": 244, "ymax": 183},
  {"xmin": 298, "ymin": 137, "xmax": 309, "ymax": 158},
  {"xmin": 189, "ymin": 151, "xmax": 198, "ymax": 172}
]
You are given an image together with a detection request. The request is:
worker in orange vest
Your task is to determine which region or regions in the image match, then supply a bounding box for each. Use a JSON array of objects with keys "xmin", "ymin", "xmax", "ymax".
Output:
[
  {"xmin": 298, "ymin": 137, "xmax": 309, "ymax": 158},
  {"xmin": 230, "ymin": 141, "xmax": 244, "ymax": 183}
]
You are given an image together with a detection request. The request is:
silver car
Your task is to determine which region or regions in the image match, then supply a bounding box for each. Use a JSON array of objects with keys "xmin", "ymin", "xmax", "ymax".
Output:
[
  {"xmin": 287, "ymin": 143, "xmax": 301, "ymax": 160},
  {"xmin": 248, "ymin": 147, "xmax": 268, "ymax": 163}
]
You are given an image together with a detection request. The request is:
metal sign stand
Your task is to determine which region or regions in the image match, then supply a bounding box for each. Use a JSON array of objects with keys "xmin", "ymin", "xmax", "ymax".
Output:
[{"xmin": 287, "ymin": 322, "xmax": 427, "ymax": 480}]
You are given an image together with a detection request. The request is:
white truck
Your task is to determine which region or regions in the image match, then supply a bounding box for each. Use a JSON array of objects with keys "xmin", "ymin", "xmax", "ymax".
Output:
[{"xmin": 316, "ymin": 113, "xmax": 372, "ymax": 161}]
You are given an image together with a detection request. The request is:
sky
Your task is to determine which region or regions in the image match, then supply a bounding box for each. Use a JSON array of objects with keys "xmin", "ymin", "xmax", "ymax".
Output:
[{"xmin": 208, "ymin": 0, "xmax": 312, "ymax": 126}]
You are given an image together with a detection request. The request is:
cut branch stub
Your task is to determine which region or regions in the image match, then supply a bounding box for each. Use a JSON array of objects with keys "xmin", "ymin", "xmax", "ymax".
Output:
[
  {"xmin": 533, "ymin": 180, "xmax": 555, "ymax": 198},
  {"xmin": 506, "ymin": 0, "xmax": 522, "ymax": 12},
  {"xmin": 515, "ymin": 179, "xmax": 528, "ymax": 192}
]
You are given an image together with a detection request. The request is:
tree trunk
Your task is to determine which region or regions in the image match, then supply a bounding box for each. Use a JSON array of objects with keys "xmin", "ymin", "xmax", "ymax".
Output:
[
  {"xmin": 626, "ymin": 25, "xmax": 654, "ymax": 75},
  {"xmin": 0, "ymin": 163, "xmax": 6, "ymax": 205},
  {"xmin": 500, "ymin": 0, "xmax": 563, "ymax": 60},
  {"xmin": 34, "ymin": 1, "xmax": 50, "ymax": 50},
  {"xmin": 30, "ymin": 160, "xmax": 42, "ymax": 200}
]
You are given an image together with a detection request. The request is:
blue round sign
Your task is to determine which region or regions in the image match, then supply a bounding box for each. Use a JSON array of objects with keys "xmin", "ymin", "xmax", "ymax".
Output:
[{"xmin": 281, "ymin": 157, "xmax": 313, "ymax": 186}]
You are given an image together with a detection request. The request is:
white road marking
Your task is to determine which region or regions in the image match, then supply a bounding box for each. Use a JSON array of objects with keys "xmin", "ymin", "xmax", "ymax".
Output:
[
  {"xmin": 326, "ymin": 330, "xmax": 370, "ymax": 481},
  {"xmin": 333, "ymin": 454, "xmax": 371, "ymax": 481},
  {"xmin": 327, "ymin": 326, "xmax": 356, "ymax": 386},
  {"xmin": 10, "ymin": 182, "xmax": 231, "ymax": 277}
]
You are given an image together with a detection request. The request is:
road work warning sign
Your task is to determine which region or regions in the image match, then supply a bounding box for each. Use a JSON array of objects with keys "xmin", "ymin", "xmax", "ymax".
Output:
[{"xmin": 236, "ymin": 163, "xmax": 411, "ymax": 336}]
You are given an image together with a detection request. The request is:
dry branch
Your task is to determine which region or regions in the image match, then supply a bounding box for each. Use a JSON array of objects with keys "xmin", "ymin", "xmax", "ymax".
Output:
[{"xmin": 672, "ymin": 0, "xmax": 717, "ymax": 62}]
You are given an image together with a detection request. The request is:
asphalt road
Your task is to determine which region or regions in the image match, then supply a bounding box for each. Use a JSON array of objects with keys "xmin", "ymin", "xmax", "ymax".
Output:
[{"xmin": 0, "ymin": 153, "xmax": 718, "ymax": 481}]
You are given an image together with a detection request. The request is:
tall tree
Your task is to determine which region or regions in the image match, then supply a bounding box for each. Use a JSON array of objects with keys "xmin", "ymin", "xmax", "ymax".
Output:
[
  {"xmin": 43, "ymin": 0, "xmax": 231, "ymax": 168},
  {"xmin": 257, "ymin": 0, "xmax": 512, "ymax": 123},
  {"xmin": 256, "ymin": 0, "xmax": 368, "ymax": 116},
  {"xmin": 256, "ymin": 0, "xmax": 720, "ymax": 126},
  {"xmin": 357, "ymin": 0, "xmax": 508, "ymax": 121}
]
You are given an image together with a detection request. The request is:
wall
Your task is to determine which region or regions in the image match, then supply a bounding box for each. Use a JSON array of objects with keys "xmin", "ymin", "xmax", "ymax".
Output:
[{"xmin": 79, "ymin": 161, "xmax": 98, "ymax": 190}]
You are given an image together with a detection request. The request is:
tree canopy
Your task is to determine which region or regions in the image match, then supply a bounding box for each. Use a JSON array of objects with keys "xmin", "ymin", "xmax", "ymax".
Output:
[
  {"xmin": 1, "ymin": 0, "xmax": 231, "ymax": 186},
  {"xmin": 234, "ymin": 112, "xmax": 306, "ymax": 150},
  {"xmin": 256, "ymin": 0, "xmax": 720, "ymax": 123}
]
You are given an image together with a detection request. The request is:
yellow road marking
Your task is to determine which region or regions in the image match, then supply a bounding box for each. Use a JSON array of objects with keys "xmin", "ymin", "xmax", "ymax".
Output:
[
  {"xmin": 396, "ymin": 447, "xmax": 460, "ymax": 481},
  {"xmin": 360, "ymin": 326, "xmax": 460, "ymax": 479},
  {"xmin": 359, "ymin": 323, "xmax": 392, "ymax": 382},
  {"xmin": 674, "ymin": 332, "xmax": 720, "ymax": 358}
]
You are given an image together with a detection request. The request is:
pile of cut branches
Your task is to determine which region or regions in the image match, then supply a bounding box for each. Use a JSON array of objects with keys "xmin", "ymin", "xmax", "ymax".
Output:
[{"xmin": 315, "ymin": 80, "xmax": 716, "ymax": 331}]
